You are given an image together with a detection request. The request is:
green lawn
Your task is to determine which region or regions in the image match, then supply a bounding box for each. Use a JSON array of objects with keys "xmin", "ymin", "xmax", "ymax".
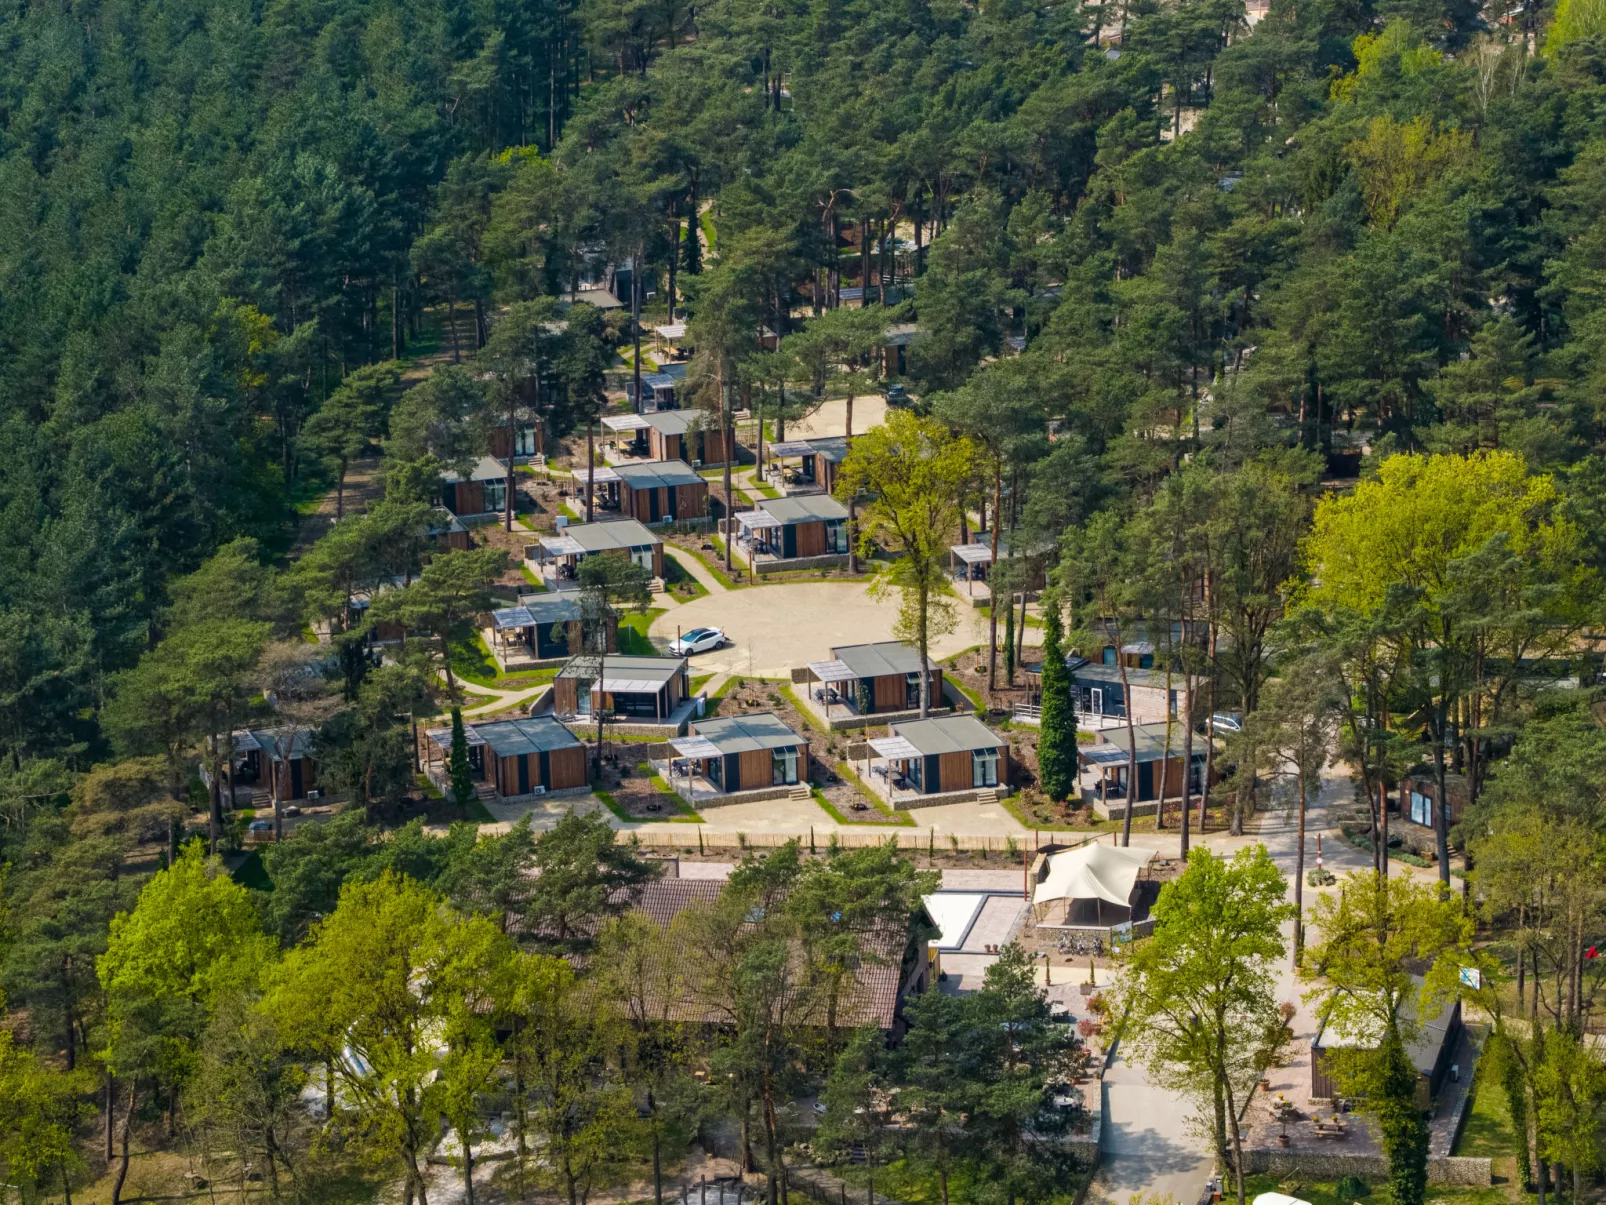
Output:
[
  {"xmin": 661, "ymin": 555, "xmax": 709, "ymax": 600},
  {"xmin": 520, "ymin": 564, "xmax": 547, "ymax": 590},
  {"xmin": 449, "ymin": 630, "xmax": 502, "ymax": 688},
  {"xmin": 1458, "ymin": 1068, "xmax": 1520, "ymax": 1193},
  {"xmin": 689, "ymin": 673, "xmax": 716, "ymax": 695},
  {"xmin": 675, "ymin": 542, "xmax": 747, "ymax": 590},
  {"xmin": 618, "ymin": 608, "xmax": 667, "ymax": 654}
]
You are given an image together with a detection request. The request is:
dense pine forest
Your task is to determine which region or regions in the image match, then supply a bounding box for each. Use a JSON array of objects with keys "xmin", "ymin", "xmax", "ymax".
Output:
[{"xmin": 6, "ymin": 0, "xmax": 1606, "ymax": 1197}]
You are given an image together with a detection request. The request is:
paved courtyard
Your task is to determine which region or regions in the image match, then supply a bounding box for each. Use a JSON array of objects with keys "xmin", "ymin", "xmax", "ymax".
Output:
[{"xmin": 652, "ymin": 569, "xmax": 996, "ymax": 680}]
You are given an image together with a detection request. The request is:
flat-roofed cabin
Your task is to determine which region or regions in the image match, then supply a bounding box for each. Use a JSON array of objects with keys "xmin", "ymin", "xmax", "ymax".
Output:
[
  {"xmin": 441, "ymin": 456, "xmax": 510, "ymax": 519},
  {"xmin": 605, "ymin": 410, "xmax": 736, "ymax": 466},
  {"xmin": 552, "ymin": 654, "xmax": 690, "ymax": 722},
  {"xmin": 535, "ymin": 518, "xmax": 664, "ymax": 580},
  {"xmin": 589, "ymin": 461, "xmax": 707, "ymax": 525},
  {"xmin": 873, "ymin": 715, "xmax": 1008, "ymax": 795},
  {"xmin": 734, "ymin": 495, "xmax": 850, "ymax": 562},
  {"xmin": 815, "ymin": 641, "xmax": 944, "ymax": 715},
  {"xmin": 671, "ymin": 711, "xmax": 809, "ymax": 793}
]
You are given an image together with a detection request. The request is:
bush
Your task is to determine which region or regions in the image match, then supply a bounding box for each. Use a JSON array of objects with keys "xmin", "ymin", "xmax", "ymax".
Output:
[{"xmin": 1335, "ymin": 1175, "xmax": 1369, "ymax": 1201}]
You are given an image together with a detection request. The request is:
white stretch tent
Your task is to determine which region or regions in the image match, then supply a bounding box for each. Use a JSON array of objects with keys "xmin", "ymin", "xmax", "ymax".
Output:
[{"xmin": 1033, "ymin": 842, "xmax": 1154, "ymax": 918}]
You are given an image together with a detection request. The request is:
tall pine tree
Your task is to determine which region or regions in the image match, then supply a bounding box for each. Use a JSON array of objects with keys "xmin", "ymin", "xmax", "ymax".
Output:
[{"xmin": 1037, "ymin": 605, "xmax": 1077, "ymax": 803}]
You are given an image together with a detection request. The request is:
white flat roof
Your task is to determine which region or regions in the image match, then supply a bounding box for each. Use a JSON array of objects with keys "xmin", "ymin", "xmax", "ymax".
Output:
[{"xmin": 923, "ymin": 892, "xmax": 987, "ymax": 952}]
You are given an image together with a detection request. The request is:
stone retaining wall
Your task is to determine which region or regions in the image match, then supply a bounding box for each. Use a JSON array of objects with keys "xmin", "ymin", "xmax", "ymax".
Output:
[
  {"xmin": 753, "ymin": 553, "xmax": 850, "ymax": 575},
  {"xmin": 686, "ymin": 784, "xmax": 803, "ymax": 809},
  {"xmin": 1239, "ymin": 1150, "xmax": 1491, "ymax": 1186}
]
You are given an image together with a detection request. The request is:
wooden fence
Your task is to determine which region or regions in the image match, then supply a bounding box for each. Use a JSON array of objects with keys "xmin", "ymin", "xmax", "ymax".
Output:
[{"xmin": 623, "ymin": 828, "xmax": 1115, "ymax": 855}]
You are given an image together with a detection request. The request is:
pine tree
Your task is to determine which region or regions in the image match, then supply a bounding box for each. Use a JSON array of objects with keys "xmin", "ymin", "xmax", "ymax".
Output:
[
  {"xmin": 1003, "ymin": 597, "xmax": 1016, "ymax": 685},
  {"xmin": 449, "ymin": 707, "xmax": 475, "ymax": 807},
  {"xmin": 1037, "ymin": 606, "xmax": 1077, "ymax": 802}
]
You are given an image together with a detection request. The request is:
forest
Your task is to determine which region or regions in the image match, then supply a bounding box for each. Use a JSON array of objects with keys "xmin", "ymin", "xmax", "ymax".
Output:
[{"xmin": 6, "ymin": 0, "xmax": 1606, "ymax": 1195}]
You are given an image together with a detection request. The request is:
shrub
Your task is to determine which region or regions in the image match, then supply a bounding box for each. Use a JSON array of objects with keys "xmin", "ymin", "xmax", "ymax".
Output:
[{"xmin": 1335, "ymin": 1175, "xmax": 1370, "ymax": 1201}]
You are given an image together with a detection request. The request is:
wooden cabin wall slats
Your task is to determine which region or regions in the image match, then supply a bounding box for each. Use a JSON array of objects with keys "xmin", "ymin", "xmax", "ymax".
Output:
[
  {"xmin": 873, "ymin": 674, "xmax": 907, "ymax": 711},
  {"xmin": 794, "ymin": 521, "xmax": 827, "ymax": 558},
  {"xmin": 738, "ymin": 749, "xmax": 773, "ymax": 790},
  {"xmin": 548, "ymin": 745, "xmax": 588, "ymax": 790},
  {"xmin": 938, "ymin": 751, "xmax": 971, "ymax": 793}
]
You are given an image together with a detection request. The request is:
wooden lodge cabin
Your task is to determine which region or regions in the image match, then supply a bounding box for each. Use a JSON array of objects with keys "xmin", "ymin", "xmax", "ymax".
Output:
[
  {"xmin": 522, "ymin": 877, "xmax": 937, "ymax": 1040},
  {"xmin": 870, "ymin": 715, "xmax": 1008, "ymax": 795},
  {"xmin": 588, "ymin": 461, "xmax": 707, "ymax": 525},
  {"xmin": 1077, "ymin": 722, "xmax": 1209, "ymax": 805},
  {"xmin": 552, "ymin": 654, "xmax": 691, "ymax": 722},
  {"xmin": 1061, "ymin": 656, "xmax": 1195, "ymax": 726},
  {"xmin": 429, "ymin": 507, "xmax": 472, "ymax": 550},
  {"xmin": 669, "ymin": 712, "xmax": 809, "ymax": 793},
  {"xmin": 488, "ymin": 417, "xmax": 539, "ymax": 461},
  {"xmin": 604, "ymin": 410, "xmax": 737, "ymax": 466},
  {"xmin": 1311, "ymin": 974, "xmax": 1463, "ymax": 1108},
  {"xmin": 535, "ymin": 518, "xmax": 665, "ymax": 581},
  {"xmin": 733, "ymin": 495, "xmax": 850, "ymax": 563},
  {"xmin": 947, "ymin": 531, "xmax": 1045, "ymax": 596},
  {"xmin": 763, "ymin": 436, "xmax": 848, "ymax": 495},
  {"xmin": 1398, "ymin": 771, "xmax": 1470, "ymax": 833},
  {"xmin": 490, "ymin": 591, "xmax": 618, "ymax": 661},
  {"xmin": 440, "ymin": 456, "xmax": 509, "ymax": 519},
  {"xmin": 807, "ymin": 641, "xmax": 945, "ymax": 716},
  {"xmin": 626, "ymin": 371, "xmax": 681, "ymax": 412},
  {"xmin": 422, "ymin": 716, "xmax": 587, "ymax": 799},
  {"xmin": 230, "ymin": 729, "xmax": 319, "ymax": 801},
  {"xmin": 880, "ymin": 323, "xmax": 919, "ymax": 377}
]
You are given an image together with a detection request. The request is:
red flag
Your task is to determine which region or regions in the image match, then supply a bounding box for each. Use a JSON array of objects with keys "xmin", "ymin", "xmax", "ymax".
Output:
[{"xmin": 1588, "ymin": 946, "xmax": 1599, "ymax": 960}]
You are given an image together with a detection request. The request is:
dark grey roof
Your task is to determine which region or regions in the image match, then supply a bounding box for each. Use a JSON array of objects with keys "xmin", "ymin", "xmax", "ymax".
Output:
[
  {"xmin": 1065, "ymin": 657, "xmax": 1178, "ymax": 691},
  {"xmin": 442, "ymin": 455, "xmax": 508, "ymax": 483},
  {"xmin": 556, "ymin": 654, "xmax": 686, "ymax": 684},
  {"xmin": 614, "ymin": 460, "xmax": 703, "ymax": 489},
  {"xmin": 472, "ymin": 716, "xmax": 583, "ymax": 756},
  {"xmin": 643, "ymin": 410, "xmax": 699, "ymax": 436},
  {"xmin": 1081, "ymin": 723, "xmax": 1205, "ymax": 766},
  {"xmin": 692, "ymin": 711, "xmax": 805, "ymax": 754},
  {"xmin": 831, "ymin": 641, "xmax": 934, "ymax": 679},
  {"xmin": 521, "ymin": 592, "xmax": 583, "ymax": 624},
  {"xmin": 565, "ymin": 519, "xmax": 661, "ymax": 553},
  {"xmin": 760, "ymin": 495, "xmax": 849, "ymax": 524},
  {"xmin": 892, "ymin": 715, "xmax": 1004, "ymax": 756}
]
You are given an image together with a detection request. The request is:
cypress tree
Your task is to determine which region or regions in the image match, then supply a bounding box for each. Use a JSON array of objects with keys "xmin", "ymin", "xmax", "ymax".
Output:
[
  {"xmin": 1037, "ymin": 605, "xmax": 1078, "ymax": 802},
  {"xmin": 449, "ymin": 707, "xmax": 475, "ymax": 807}
]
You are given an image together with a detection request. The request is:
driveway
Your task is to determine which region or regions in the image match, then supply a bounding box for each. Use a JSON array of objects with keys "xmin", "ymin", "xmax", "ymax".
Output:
[{"xmin": 1087, "ymin": 1039, "xmax": 1216, "ymax": 1205}]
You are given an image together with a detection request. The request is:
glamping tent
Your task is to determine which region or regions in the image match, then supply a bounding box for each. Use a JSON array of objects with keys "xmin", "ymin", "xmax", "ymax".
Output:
[{"xmin": 1031, "ymin": 842, "xmax": 1155, "ymax": 927}]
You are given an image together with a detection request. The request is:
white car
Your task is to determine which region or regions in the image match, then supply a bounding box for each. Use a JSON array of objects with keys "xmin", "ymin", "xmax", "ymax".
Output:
[{"xmin": 670, "ymin": 627, "xmax": 728, "ymax": 655}]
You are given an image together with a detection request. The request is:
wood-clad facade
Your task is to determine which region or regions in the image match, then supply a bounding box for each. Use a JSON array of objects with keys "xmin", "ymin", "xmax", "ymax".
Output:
[{"xmin": 486, "ymin": 742, "xmax": 587, "ymax": 796}]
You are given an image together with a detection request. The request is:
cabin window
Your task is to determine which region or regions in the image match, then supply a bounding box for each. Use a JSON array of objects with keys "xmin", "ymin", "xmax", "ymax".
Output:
[
  {"xmin": 484, "ymin": 477, "xmax": 507, "ymax": 513},
  {"xmin": 515, "ymin": 425, "xmax": 537, "ymax": 456},
  {"xmin": 772, "ymin": 747, "xmax": 799, "ymax": 786},
  {"xmin": 575, "ymin": 682, "xmax": 593, "ymax": 715},
  {"xmin": 824, "ymin": 519, "xmax": 847, "ymax": 554},
  {"xmin": 972, "ymin": 748, "xmax": 1000, "ymax": 788},
  {"xmin": 1409, "ymin": 789, "xmax": 1432, "ymax": 826},
  {"xmin": 905, "ymin": 672, "xmax": 923, "ymax": 710}
]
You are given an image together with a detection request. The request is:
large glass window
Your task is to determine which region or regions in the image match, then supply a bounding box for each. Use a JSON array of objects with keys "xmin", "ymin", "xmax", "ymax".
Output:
[
  {"xmin": 905, "ymin": 672, "xmax": 923, "ymax": 710},
  {"xmin": 824, "ymin": 520, "xmax": 847, "ymax": 554},
  {"xmin": 515, "ymin": 425, "xmax": 537, "ymax": 456},
  {"xmin": 772, "ymin": 747, "xmax": 798, "ymax": 786},
  {"xmin": 972, "ymin": 748, "xmax": 999, "ymax": 788},
  {"xmin": 1409, "ymin": 790, "xmax": 1432, "ymax": 826},
  {"xmin": 574, "ymin": 681, "xmax": 593, "ymax": 715},
  {"xmin": 484, "ymin": 477, "xmax": 507, "ymax": 513}
]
